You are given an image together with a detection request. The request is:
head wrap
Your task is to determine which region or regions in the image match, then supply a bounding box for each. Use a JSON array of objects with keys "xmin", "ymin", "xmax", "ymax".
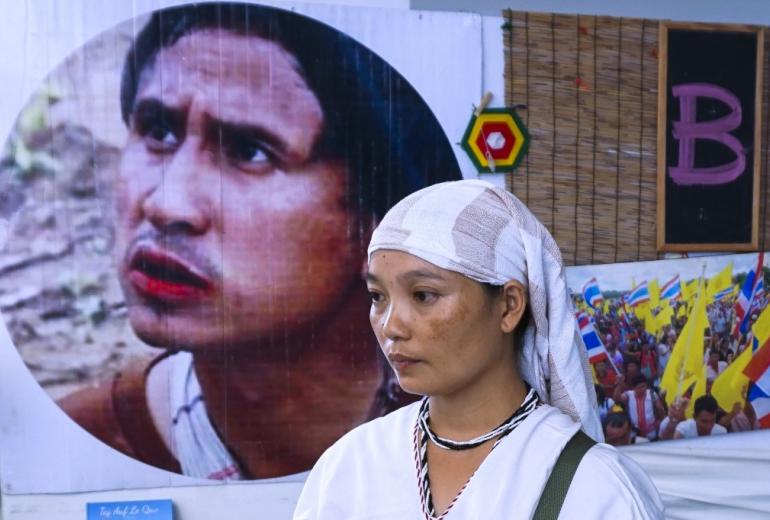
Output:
[{"xmin": 367, "ymin": 179, "xmax": 603, "ymax": 441}]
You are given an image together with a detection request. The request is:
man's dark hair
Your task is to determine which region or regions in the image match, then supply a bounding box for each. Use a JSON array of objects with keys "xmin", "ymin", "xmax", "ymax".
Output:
[
  {"xmin": 120, "ymin": 2, "xmax": 461, "ymax": 223},
  {"xmin": 694, "ymin": 394, "xmax": 719, "ymax": 416},
  {"xmin": 120, "ymin": 3, "xmax": 461, "ymax": 419},
  {"xmin": 603, "ymin": 412, "xmax": 630, "ymax": 432}
]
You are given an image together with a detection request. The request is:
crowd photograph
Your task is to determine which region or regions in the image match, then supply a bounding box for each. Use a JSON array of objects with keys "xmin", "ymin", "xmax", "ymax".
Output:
[{"xmin": 567, "ymin": 252, "xmax": 770, "ymax": 446}]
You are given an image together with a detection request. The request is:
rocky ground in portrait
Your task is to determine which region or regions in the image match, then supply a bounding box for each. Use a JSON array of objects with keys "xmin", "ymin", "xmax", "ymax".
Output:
[{"xmin": 0, "ymin": 122, "xmax": 154, "ymax": 400}]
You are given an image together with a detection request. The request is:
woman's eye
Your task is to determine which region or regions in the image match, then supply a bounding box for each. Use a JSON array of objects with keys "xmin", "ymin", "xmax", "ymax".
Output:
[
  {"xmin": 414, "ymin": 291, "xmax": 437, "ymax": 304},
  {"xmin": 369, "ymin": 291, "xmax": 383, "ymax": 304}
]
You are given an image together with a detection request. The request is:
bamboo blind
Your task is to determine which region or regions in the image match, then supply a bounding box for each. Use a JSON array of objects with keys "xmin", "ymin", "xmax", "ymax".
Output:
[{"xmin": 503, "ymin": 10, "xmax": 770, "ymax": 266}]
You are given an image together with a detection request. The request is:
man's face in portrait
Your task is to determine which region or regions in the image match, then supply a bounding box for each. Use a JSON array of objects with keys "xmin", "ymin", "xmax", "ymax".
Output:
[{"xmin": 114, "ymin": 29, "xmax": 365, "ymax": 353}]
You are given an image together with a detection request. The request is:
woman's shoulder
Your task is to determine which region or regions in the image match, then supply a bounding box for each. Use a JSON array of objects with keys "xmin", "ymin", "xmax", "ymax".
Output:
[
  {"xmin": 316, "ymin": 400, "xmax": 421, "ymax": 468},
  {"xmin": 340, "ymin": 400, "xmax": 419, "ymax": 441},
  {"xmin": 294, "ymin": 402, "xmax": 422, "ymax": 519},
  {"xmin": 564, "ymin": 442, "xmax": 665, "ymax": 519},
  {"xmin": 525, "ymin": 403, "xmax": 582, "ymax": 438},
  {"xmin": 512, "ymin": 404, "xmax": 664, "ymax": 518}
]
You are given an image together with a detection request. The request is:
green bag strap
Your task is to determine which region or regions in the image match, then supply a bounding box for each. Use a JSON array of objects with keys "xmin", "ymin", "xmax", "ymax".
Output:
[{"xmin": 531, "ymin": 429, "xmax": 596, "ymax": 520}]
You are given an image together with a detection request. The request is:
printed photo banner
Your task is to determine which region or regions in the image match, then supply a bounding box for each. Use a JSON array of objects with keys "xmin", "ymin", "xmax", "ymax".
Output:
[
  {"xmin": 566, "ymin": 252, "xmax": 770, "ymax": 445},
  {"xmin": 0, "ymin": 0, "xmax": 482, "ymax": 495}
]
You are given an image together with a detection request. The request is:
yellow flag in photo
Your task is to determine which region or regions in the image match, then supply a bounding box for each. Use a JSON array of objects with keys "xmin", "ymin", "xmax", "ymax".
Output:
[
  {"xmin": 708, "ymin": 289, "xmax": 770, "ymax": 413},
  {"xmin": 712, "ymin": 304, "xmax": 770, "ymax": 412},
  {"xmin": 660, "ymin": 281, "xmax": 708, "ymax": 405},
  {"xmin": 686, "ymin": 364, "xmax": 709, "ymax": 419},
  {"xmin": 711, "ymin": 346, "xmax": 752, "ymax": 414},
  {"xmin": 633, "ymin": 300, "xmax": 650, "ymax": 319},
  {"xmin": 682, "ymin": 278, "xmax": 699, "ymax": 303},
  {"xmin": 648, "ymin": 279, "xmax": 660, "ymax": 309},
  {"xmin": 684, "ymin": 285, "xmax": 708, "ymax": 377},
  {"xmin": 655, "ymin": 305, "xmax": 674, "ymax": 332},
  {"xmin": 706, "ymin": 262, "xmax": 733, "ymax": 299},
  {"xmin": 753, "ymin": 304, "xmax": 770, "ymax": 343},
  {"xmin": 637, "ymin": 305, "xmax": 658, "ymax": 336}
]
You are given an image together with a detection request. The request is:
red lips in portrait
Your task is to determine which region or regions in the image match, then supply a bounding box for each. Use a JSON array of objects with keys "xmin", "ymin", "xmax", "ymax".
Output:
[{"xmin": 127, "ymin": 245, "xmax": 214, "ymax": 303}]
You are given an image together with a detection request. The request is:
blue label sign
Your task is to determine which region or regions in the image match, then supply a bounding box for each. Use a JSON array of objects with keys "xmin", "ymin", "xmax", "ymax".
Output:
[{"xmin": 86, "ymin": 500, "xmax": 173, "ymax": 520}]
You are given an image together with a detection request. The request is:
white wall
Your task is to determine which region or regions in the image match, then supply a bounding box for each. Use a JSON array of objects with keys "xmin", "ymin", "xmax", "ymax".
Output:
[
  {"xmin": 291, "ymin": 0, "xmax": 409, "ymax": 6},
  {"xmin": 412, "ymin": 0, "xmax": 770, "ymax": 24}
]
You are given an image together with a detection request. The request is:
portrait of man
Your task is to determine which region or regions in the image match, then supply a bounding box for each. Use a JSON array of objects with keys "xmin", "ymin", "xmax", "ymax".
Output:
[{"xmin": 5, "ymin": 2, "xmax": 462, "ymax": 480}]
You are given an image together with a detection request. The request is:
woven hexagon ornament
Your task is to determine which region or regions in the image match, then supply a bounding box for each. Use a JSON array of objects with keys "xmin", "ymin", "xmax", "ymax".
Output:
[{"xmin": 461, "ymin": 107, "xmax": 530, "ymax": 173}]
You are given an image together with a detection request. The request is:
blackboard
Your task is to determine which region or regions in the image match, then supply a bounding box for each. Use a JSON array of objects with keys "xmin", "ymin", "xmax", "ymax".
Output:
[{"xmin": 657, "ymin": 22, "xmax": 764, "ymax": 251}]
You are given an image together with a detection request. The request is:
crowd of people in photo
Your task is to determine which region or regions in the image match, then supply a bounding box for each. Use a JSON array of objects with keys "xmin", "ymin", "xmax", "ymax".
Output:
[{"xmin": 578, "ymin": 293, "xmax": 766, "ymax": 446}]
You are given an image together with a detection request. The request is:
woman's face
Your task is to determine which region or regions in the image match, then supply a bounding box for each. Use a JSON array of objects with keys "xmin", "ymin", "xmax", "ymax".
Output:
[{"xmin": 366, "ymin": 250, "xmax": 516, "ymax": 397}]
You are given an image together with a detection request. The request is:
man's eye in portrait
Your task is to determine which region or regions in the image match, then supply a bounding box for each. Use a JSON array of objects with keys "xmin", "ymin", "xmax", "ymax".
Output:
[
  {"xmin": 216, "ymin": 126, "xmax": 276, "ymax": 172},
  {"xmin": 132, "ymin": 101, "xmax": 184, "ymax": 154}
]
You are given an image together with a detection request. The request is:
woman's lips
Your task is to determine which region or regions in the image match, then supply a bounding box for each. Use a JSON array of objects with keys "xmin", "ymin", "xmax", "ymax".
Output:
[
  {"xmin": 388, "ymin": 352, "xmax": 421, "ymax": 371},
  {"xmin": 128, "ymin": 247, "xmax": 214, "ymax": 302}
]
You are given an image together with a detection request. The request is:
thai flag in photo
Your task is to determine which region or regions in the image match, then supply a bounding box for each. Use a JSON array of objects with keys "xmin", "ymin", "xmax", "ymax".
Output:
[
  {"xmin": 748, "ymin": 383, "xmax": 770, "ymax": 429},
  {"xmin": 750, "ymin": 277, "xmax": 765, "ymax": 314},
  {"xmin": 577, "ymin": 312, "xmax": 608, "ymax": 363},
  {"xmin": 582, "ymin": 278, "xmax": 603, "ymax": 309},
  {"xmin": 713, "ymin": 286, "xmax": 734, "ymax": 302},
  {"xmin": 744, "ymin": 335, "xmax": 770, "ymax": 395},
  {"xmin": 627, "ymin": 281, "xmax": 650, "ymax": 307},
  {"xmin": 734, "ymin": 252, "xmax": 765, "ymax": 337},
  {"xmin": 616, "ymin": 297, "xmax": 632, "ymax": 333},
  {"xmin": 660, "ymin": 275, "xmax": 681, "ymax": 301}
]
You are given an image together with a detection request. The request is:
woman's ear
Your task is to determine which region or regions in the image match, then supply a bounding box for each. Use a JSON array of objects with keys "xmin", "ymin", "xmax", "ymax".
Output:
[{"xmin": 500, "ymin": 280, "xmax": 527, "ymax": 334}]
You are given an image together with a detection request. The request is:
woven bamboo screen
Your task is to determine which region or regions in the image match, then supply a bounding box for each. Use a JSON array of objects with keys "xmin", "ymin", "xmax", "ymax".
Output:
[{"xmin": 503, "ymin": 10, "xmax": 770, "ymax": 266}]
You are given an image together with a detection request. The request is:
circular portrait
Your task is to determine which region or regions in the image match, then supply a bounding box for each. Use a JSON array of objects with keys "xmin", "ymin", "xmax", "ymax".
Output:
[{"xmin": 0, "ymin": 1, "xmax": 460, "ymax": 480}]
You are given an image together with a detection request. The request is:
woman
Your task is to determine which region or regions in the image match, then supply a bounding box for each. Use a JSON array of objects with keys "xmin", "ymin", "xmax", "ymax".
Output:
[{"xmin": 294, "ymin": 180, "xmax": 663, "ymax": 519}]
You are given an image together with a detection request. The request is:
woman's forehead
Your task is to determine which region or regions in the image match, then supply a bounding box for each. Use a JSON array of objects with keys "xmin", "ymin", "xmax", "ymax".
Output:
[
  {"xmin": 368, "ymin": 250, "xmax": 459, "ymax": 283},
  {"xmin": 370, "ymin": 250, "xmax": 442, "ymax": 272}
]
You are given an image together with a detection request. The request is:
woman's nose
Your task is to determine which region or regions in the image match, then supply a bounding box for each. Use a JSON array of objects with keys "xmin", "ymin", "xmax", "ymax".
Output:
[{"xmin": 381, "ymin": 301, "xmax": 410, "ymax": 342}]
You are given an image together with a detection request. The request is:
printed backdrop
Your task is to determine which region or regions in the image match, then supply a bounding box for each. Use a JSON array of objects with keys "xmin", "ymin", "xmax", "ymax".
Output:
[{"xmin": 0, "ymin": 0, "xmax": 482, "ymax": 495}]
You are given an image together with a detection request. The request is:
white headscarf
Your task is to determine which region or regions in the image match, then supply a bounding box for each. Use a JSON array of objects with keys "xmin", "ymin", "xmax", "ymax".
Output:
[{"xmin": 368, "ymin": 179, "xmax": 603, "ymax": 441}]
